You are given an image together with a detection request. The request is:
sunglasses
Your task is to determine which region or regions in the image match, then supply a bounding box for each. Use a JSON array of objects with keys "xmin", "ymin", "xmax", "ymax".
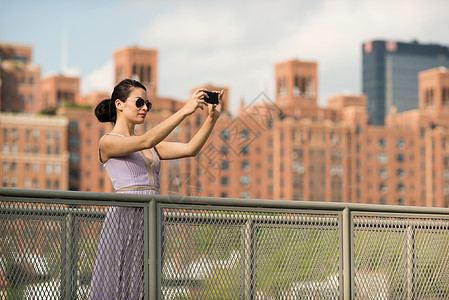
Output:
[{"xmin": 131, "ymin": 97, "xmax": 152, "ymax": 110}]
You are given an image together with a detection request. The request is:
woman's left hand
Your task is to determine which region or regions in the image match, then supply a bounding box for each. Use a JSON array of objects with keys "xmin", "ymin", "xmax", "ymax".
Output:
[{"xmin": 208, "ymin": 90, "xmax": 223, "ymax": 121}]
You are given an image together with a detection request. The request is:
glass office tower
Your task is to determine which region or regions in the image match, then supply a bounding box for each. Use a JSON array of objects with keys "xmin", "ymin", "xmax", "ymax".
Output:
[{"xmin": 362, "ymin": 40, "xmax": 449, "ymax": 125}]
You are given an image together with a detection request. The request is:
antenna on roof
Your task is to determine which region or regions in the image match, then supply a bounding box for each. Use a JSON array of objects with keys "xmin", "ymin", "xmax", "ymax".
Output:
[{"xmin": 61, "ymin": 28, "xmax": 68, "ymax": 74}]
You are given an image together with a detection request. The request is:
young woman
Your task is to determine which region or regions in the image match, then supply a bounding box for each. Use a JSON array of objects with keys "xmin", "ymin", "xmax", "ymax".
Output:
[{"xmin": 89, "ymin": 79, "xmax": 222, "ymax": 299}]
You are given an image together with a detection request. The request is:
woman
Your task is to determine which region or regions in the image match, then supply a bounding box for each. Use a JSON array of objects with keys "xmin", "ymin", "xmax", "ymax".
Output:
[{"xmin": 89, "ymin": 79, "xmax": 222, "ymax": 299}]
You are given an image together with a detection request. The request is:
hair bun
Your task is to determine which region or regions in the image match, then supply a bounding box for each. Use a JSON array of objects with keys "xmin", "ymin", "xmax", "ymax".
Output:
[{"xmin": 94, "ymin": 99, "xmax": 114, "ymax": 123}]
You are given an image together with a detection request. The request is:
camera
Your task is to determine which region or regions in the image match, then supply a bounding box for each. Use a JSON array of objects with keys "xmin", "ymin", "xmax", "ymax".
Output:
[{"xmin": 204, "ymin": 90, "xmax": 219, "ymax": 105}]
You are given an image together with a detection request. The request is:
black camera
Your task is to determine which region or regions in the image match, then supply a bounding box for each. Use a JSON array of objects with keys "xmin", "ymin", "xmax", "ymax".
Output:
[{"xmin": 204, "ymin": 91, "xmax": 219, "ymax": 105}]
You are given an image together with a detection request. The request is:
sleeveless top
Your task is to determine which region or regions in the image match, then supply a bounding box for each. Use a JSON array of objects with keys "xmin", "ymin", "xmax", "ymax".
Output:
[{"xmin": 101, "ymin": 133, "xmax": 161, "ymax": 194}]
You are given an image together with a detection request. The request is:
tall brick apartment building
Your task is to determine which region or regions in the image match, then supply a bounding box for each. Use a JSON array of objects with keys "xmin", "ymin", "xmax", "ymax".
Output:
[{"xmin": 2, "ymin": 42, "xmax": 449, "ymax": 207}]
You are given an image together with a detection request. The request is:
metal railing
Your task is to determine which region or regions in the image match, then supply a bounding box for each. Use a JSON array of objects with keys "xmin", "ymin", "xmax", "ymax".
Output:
[{"xmin": 1, "ymin": 188, "xmax": 449, "ymax": 299}]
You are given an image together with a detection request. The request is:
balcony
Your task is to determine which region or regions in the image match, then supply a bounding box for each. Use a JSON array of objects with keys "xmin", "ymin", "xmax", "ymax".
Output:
[{"xmin": 2, "ymin": 188, "xmax": 449, "ymax": 299}]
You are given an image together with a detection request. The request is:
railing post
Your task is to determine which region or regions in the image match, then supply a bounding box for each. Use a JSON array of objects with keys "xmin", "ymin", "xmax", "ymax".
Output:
[
  {"xmin": 148, "ymin": 199, "xmax": 158, "ymax": 299},
  {"xmin": 406, "ymin": 225, "xmax": 416, "ymax": 300},
  {"xmin": 242, "ymin": 219, "xmax": 255, "ymax": 300},
  {"xmin": 342, "ymin": 207, "xmax": 353, "ymax": 300},
  {"xmin": 62, "ymin": 211, "xmax": 77, "ymax": 300},
  {"xmin": 143, "ymin": 203, "xmax": 149, "ymax": 300}
]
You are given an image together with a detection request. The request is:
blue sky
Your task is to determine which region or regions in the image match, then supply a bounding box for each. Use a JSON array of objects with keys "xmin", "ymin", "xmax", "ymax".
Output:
[{"xmin": 1, "ymin": 0, "xmax": 449, "ymax": 113}]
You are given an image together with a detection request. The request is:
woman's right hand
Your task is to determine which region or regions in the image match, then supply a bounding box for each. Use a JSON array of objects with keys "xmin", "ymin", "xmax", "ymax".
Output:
[{"xmin": 182, "ymin": 89, "xmax": 207, "ymax": 116}]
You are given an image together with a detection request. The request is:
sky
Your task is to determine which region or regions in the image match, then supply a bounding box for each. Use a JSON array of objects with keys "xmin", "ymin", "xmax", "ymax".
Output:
[{"xmin": 1, "ymin": 0, "xmax": 449, "ymax": 114}]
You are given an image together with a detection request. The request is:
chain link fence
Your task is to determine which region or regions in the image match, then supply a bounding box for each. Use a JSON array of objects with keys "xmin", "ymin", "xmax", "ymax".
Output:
[
  {"xmin": 0, "ymin": 201, "xmax": 107, "ymax": 299},
  {"xmin": 2, "ymin": 189, "xmax": 449, "ymax": 299},
  {"xmin": 161, "ymin": 207, "xmax": 340, "ymax": 299},
  {"xmin": 353, "ymin": 213, "xmax": 449, "ymax": 299}
]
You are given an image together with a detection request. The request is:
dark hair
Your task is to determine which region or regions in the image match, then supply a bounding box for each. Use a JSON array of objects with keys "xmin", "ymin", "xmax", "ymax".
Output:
[{"xmin": 94, "ymin": 79, "xmax": 147, "ymax": 123}]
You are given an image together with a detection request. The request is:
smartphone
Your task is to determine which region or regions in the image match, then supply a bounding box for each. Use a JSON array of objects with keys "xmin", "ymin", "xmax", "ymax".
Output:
[{"xmin": 204, "ymin": 91, "xmax": 219, "ymax": 105}]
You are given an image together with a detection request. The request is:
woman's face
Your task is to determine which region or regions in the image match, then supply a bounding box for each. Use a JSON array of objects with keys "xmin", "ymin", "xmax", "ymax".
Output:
[{"xmin": 118, "ymin": 87, "xmax": 150, "ymax": 124}]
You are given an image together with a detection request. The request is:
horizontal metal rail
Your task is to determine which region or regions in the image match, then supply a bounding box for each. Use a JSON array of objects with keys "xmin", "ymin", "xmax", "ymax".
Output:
[{"xmin": 3, "ymin": 188, "xmax": 449, "ymax": 214}]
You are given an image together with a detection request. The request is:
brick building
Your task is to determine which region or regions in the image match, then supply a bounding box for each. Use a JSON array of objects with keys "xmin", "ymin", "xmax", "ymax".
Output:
[
  {"xmin": 41, "ymin": 74, "xmax": 80, "ymax": 113},
  {"xmin": 0, "ymin": 43, "xmax": 41, "ymax": 113},
  {"xmin": 0, "ymin": 112, "xmax": 69, "ymax": 190},
  {"xmin": 3, "ymin": 42, "xmax": 449, "ymax": 207}
]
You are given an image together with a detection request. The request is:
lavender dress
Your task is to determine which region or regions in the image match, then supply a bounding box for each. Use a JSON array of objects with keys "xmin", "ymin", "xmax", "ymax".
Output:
[{"xmin": 90, "ymin": 134, "xmax": 160, "ymax": 299}]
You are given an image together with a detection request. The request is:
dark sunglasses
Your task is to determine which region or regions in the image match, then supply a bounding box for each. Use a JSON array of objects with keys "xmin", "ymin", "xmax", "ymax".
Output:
[{"xmin": 133, "ymin": 98, "xmax": 152, "ymax": 110}]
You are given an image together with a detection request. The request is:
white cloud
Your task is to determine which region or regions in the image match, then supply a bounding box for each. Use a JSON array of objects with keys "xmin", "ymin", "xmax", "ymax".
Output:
[
  {"xmin": 82, "ymin": 0, "xmax": 449, "ymax": 113},
  {"xmin": 82, "ymin": 60, "xmax": 114, "ymax": 95},
  {"xmin": 61, "ymin": 66, "xmax": 81, "ymax": 78}
]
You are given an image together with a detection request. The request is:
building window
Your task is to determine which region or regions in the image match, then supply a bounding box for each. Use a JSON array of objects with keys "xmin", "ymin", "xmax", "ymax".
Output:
[
  {"xmin": 240, "ymin": 191, "xmax": 250, "ymax": 199},
  {"xmin": 241, "ymin": 145, "xmax": 249, "ymax": 155},
  {"xmin": 146, "ymin": 66, "xmax": 151, "ymax": 83},
  {"xmin": 11, "ymin": 143, "xmax": 17, "ymax": 154},
  {"xmin": 379, "ymin": 198, "xmax": 386, "ymax": 205},
  {"xmin": 241, "ymin": 161, "xmax": 250, "ymax": 171},
  {"xmin": 220, "ymin": 146, "xmax": 229, "ymax": 155},
  {"xmin": 397, "ymin": 183, "xmax": 405, "ymax": 193},
  {"xmin": 397, "ymin": 153, "xmax": 405, "ymax": 163},
  {"xmin": 397, "ymin": 168, "xmax": 405, "ymax": 178},
  {"xmin": 240, "ymin": 176, "xmax": 250, "ymax": 186},
  {"xmin": 69, "ymin": 121, "xmax": 78, "ymax": 130},
  {"xmin": 12, "ymin": 128, "xmax": 18, "ymax": 139},
  {"xmin": 6, "ymin": 74, "xmax": 13, "ymax": 85},
  {"xmin": 397, "ymin": 198, "xmax": 405, "ymax": 205},
  {"xmin": 24, "ymin": 178, "xmax": 31, "ymax": 188},
  {"xmin": 420, "ymin": 127, "xmax": 425, "ymax": 138},
  {"xmin": 241, "ymin": 129, "xmax": 250, "ymax": 140},
  {"xmin": 396, "ymin": 138, "xmax": 405, "ymax": 149},
  {"xmin": 220, "ymin": 129, "xmax": 230, "ymax": 140},
  {"xmin": 69, "ymin": 136, "xmax": 80, "ymax": 147},
  {"xmin": 379, "ymin": 183, "xmax": 387, "ymax": 194},
  {"xmin": 378, "ymin": 138, "xmax": 385, "ymax": 148},
  {"xmin": 377, "ymin": 153, "xmax": 387, "ymax": 164},
  {"xmin": 46, "ymin": 163, "xmax": 52, "ymax": 174},
  {"xmin": 221, "ymin": 160, "xmax": 229, "ymax": 170},
  {"xmin": 54, "ymin": 163, "xmax": 61, "ymax": 174},
  {"xmin": 221, "ymin": 177, "xmax": 229, "ymax": 186},
  {"xmin": 278, "ymin": 77, "xmax": 287, "ymax": 97}
]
